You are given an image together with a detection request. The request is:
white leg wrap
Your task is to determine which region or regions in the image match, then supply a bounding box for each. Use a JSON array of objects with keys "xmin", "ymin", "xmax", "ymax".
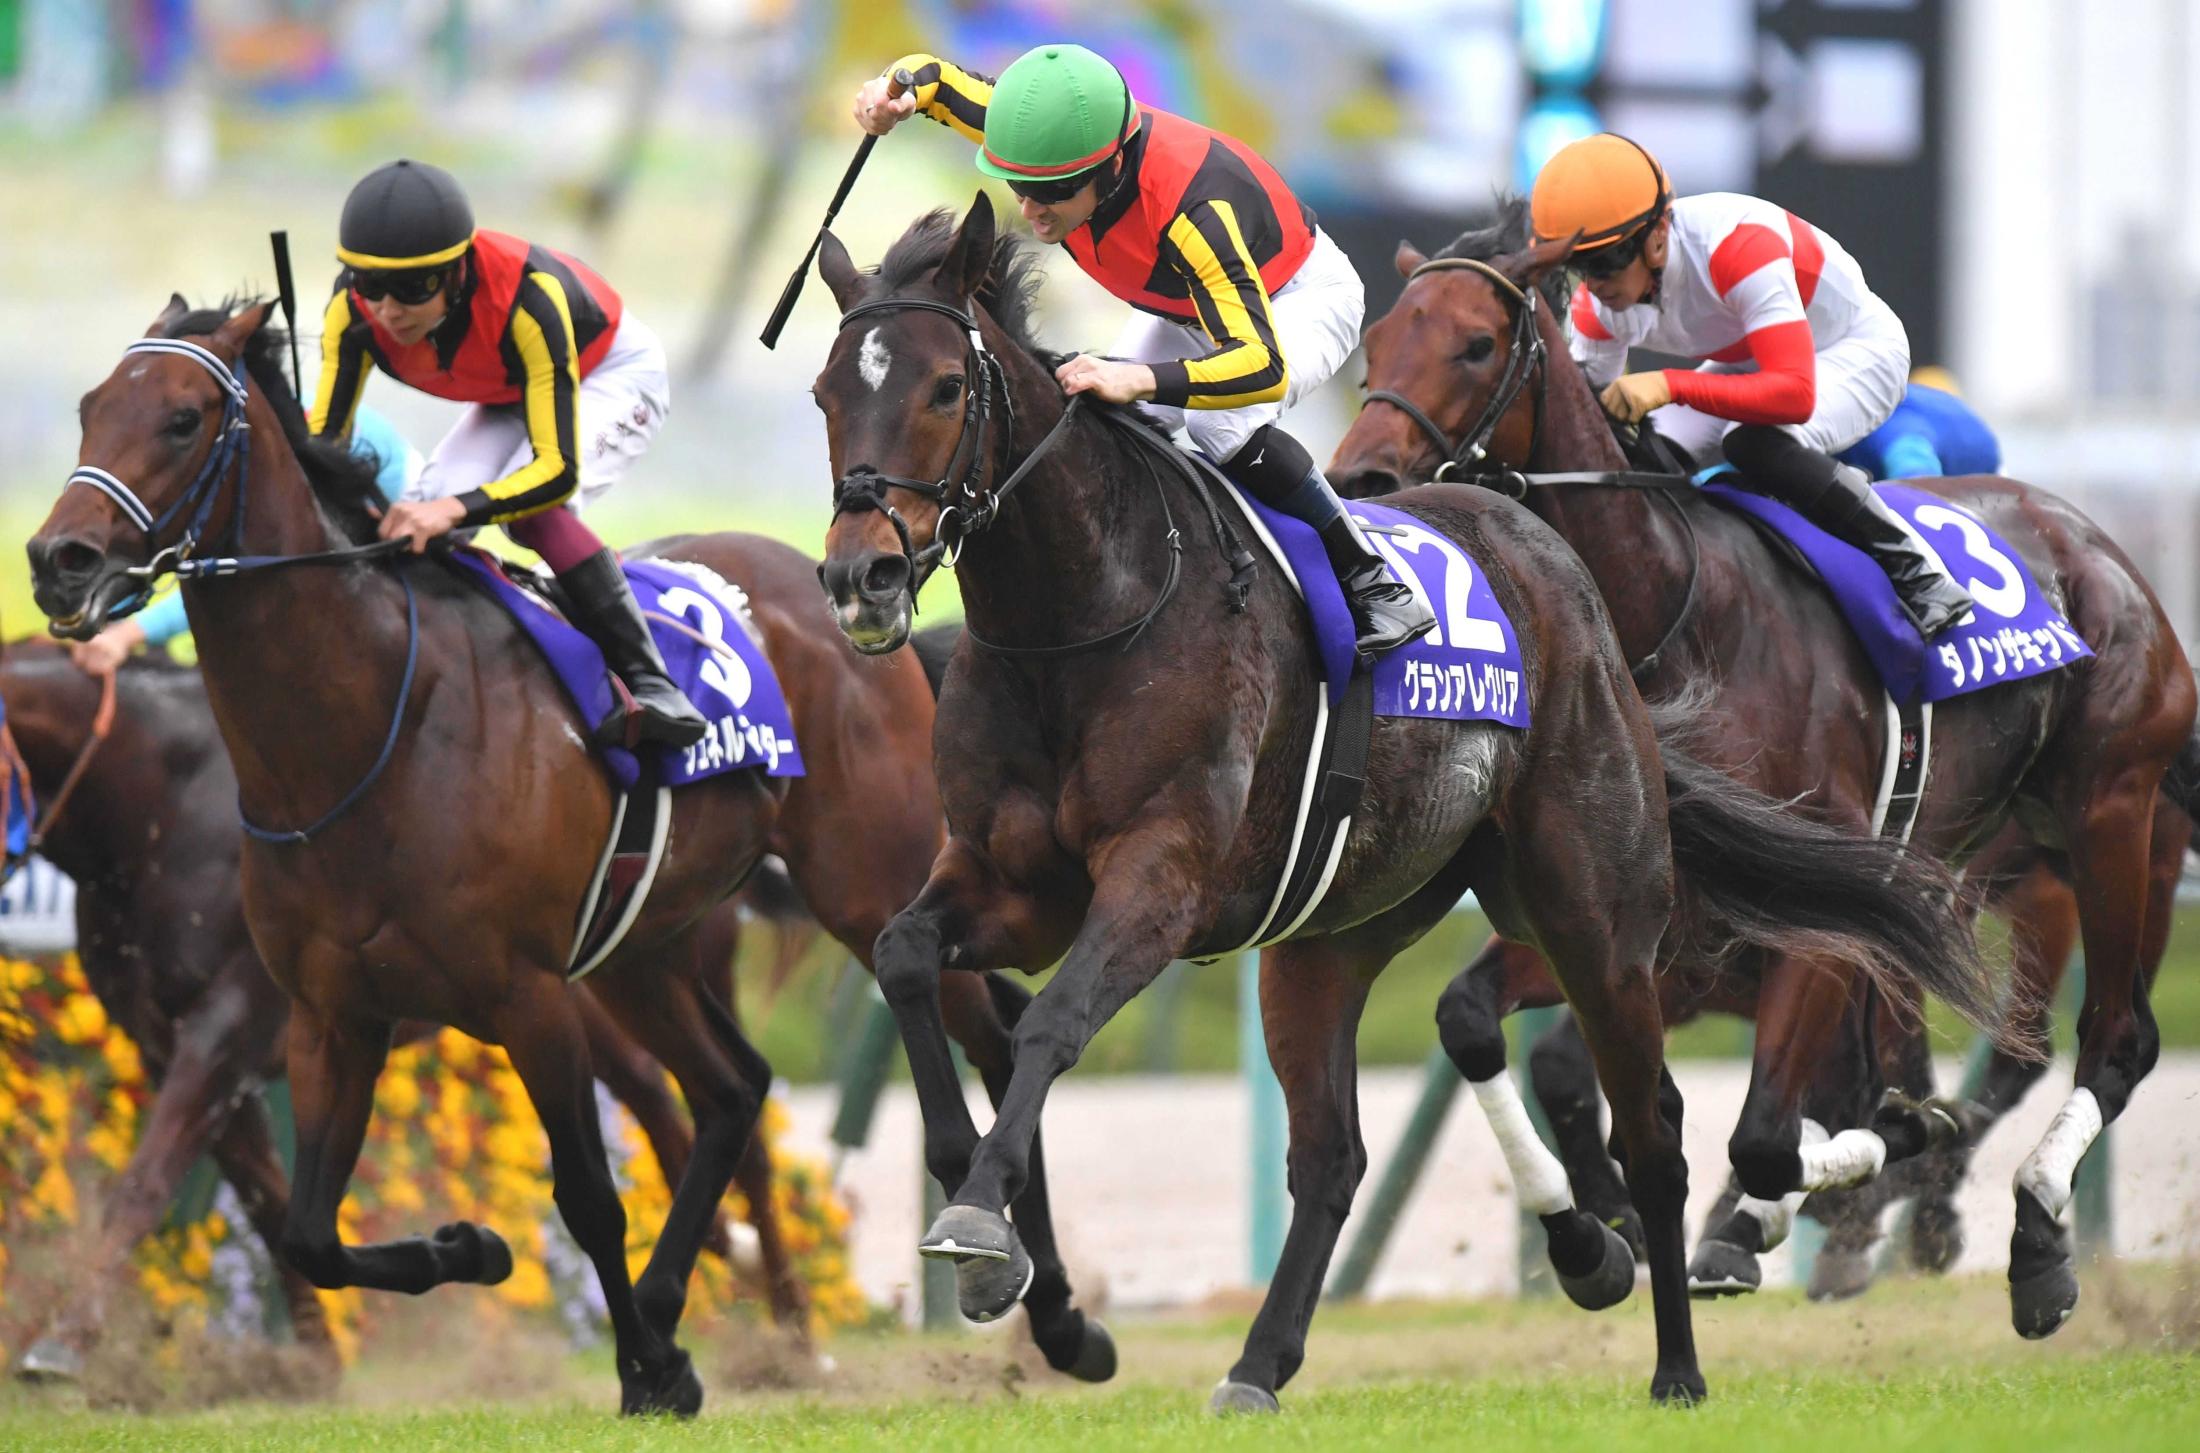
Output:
[
  {"xmin": 1735, "ymin": 1189, "xmax": 1807, "ymax": 1252},
  {"xmin": 1471, "ymin": 1074, "xmax": 1575, "ymax": 1216},
  {"xmin": 1796, "ymin": 1115, "xmax": 1887, "ymax": 1191},
  {"xmin": 2014, "ymin": 1087, "xmax": 2102, "ymax": 1220}
]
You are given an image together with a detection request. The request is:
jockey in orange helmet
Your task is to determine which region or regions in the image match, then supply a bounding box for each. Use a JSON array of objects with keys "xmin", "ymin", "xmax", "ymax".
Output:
[{"xmin": 1532, "ymin": 133, "xmax": 1974, "ymax": 637}]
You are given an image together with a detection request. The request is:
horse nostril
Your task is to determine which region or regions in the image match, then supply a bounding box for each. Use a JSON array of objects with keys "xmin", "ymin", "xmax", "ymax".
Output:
[
  {"xmin": 28, "ymin": 536, "xmax": 104, "ymax": 583},
  {"xmin": 861, "ymin": 553, "xmax": 910, "ymax": 602},
  {"xmin": 1336, "ymin": 469, "xmax": 1403, "ymax": 501}
]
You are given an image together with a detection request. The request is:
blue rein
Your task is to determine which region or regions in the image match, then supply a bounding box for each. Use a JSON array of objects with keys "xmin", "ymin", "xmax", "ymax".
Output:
[{"xmin": 67, "ymin": 335, "xmax": 420, "ymax": 846}]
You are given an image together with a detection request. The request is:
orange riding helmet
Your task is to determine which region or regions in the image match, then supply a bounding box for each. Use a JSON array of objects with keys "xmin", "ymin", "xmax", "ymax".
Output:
[{"xmin": 1529, "ymin": 133, "xmax": 1672, "ymax": 256}]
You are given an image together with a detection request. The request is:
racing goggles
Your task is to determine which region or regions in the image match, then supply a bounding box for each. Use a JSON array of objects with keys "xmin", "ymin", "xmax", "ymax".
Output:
[
  {"xmin": 352, "ymin": 267, "xmax": 449, "ymax": 305},
  {"xmin": 1571, "ymin": 234, "xmax": 1647, "ymax": 281},
  {"xmin": 1006, "ymin": 169, "xmax": 1098, "ymax": 207}
]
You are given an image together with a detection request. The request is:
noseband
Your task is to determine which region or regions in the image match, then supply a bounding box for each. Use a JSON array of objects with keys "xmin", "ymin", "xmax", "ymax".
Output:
[
  {"xmin": 1363, "ymin": 257, "xmax": 1547, "ymax": 487},
  {"xmin": 829, "ymin": 296, "xmax": 1017, "ymax": 605}
]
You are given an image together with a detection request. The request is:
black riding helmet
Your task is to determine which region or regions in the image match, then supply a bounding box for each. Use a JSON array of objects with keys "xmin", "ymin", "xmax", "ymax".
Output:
[{"xmin": 337, "ymin": 159, "xmax": 475, "ymax": 272}]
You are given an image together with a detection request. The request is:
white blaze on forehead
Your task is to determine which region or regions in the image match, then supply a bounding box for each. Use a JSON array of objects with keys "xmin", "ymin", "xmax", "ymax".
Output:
[{"xmin": 859, "ymin": 328, "xmax": 891, "ymax": 392}]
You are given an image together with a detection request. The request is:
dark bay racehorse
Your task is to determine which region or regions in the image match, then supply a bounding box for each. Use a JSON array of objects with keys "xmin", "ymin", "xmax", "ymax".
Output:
[
  {"xmin": 0, "ymin": 632, "xmax": 813, "ymax": 1380},
  {"xmin": 22, "ymin": 299, "xmax": 1075, "ymax": 1415},
  {"xmin": 809, "ymin": 196, "xmax": 1990, "ymax": 1406},
  {"xmin": 1330, "ymin": 198, "xmax": 2200, "ymax": 1337}
]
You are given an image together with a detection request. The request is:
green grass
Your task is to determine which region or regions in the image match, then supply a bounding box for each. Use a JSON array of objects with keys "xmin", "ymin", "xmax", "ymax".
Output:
[{"xmin": 2, "ymin": 1275, "xmax": 2193, "ymax": 1450}]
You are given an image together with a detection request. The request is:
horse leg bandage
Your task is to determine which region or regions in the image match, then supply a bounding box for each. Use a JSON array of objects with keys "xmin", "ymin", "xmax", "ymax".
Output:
[
  {"xmin": 2015, "ymin": 1088, "xmax": 2102, "ymax": 1220},
  {"xmin": 1796, "ymin": 1116, "xmax": 1887, "ymax": 1191},
  {"xmin": 1471, "ymin": 1073, "xmax": 1574, "ymax": 1216}
]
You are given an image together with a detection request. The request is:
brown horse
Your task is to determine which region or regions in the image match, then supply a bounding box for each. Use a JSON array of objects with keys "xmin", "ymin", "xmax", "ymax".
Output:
[
  {"xmin": 21, "ymin": 298, "xmax": 1068, "ymax": 1415},
  {"xmin": 1330, "ymin": 198, "xmax": 2200, "ymax": 1338},
  {"xmin": 809, "ymin": 196, "xmax": 1991, "ymax": 1406},
  {"xmin": 0, "ymin": 631, "xmax": 812, "ymax": 1382}
]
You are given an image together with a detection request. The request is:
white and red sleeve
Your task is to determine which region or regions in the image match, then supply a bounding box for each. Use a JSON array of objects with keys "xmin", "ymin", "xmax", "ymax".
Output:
[
  {"xmin": 1664, "ymin": 222, "xmax": 1817, "ymax": 426},
  {"xmin": 1565, "ymin": 283, "xmax": 1631, "ymax": 388}
]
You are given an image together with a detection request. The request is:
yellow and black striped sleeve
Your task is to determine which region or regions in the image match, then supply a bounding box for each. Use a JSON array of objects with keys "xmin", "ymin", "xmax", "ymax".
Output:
[
  {"xmin": 890, "ymin": 52, "xmax": 993, "ymax": 144},
  {"xmin": 1149, "ymin": 199, "xmax": 1288, "ymax": 410},
  {"xmin": 307, "ymin": 288, "xmax": 372, "ymax": 440},
  {"xmin": 457, "ymin": 271, "xmax": 582, "ymax": 527}
]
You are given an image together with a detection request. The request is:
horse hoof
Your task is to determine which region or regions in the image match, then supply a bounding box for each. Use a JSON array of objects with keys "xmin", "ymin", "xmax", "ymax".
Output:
[
  {"xmin": 1805, "ymin": 1246, "xmax": 1875, "ymax": 1303},
  {"xmin": 1556, "ymin": 1217, "xmax": 1635, "ymax": 1311},
  {"xmin": 620, "ymin": 1347, "xmax": 704, "ymax": 1418},
  {"xmin": 13, "ymin": 1336, "xmax": 83, "ymax": 1384},
  {"xmin": 1909, "ymin": 1198, "xmax": 1964, "ymax": 1275},
  {"xmin": 919, "ymin": 1204, "xmax": 1032, "ymax": 1323},
  {"xmin": 434, "ymin": 1222, "xmax": 513, "ymax": 1285},
  {"xmin": 1041, "ymin": 1314, "xmax": 1118, "ymax": 1383},
  {"xmin": 1652, "ymin": 1370, "xmax": 1708, "ymax": 1406},
  {"xmin": 1686, "ymin": 1237, "xmax": 1762, "ymax": 1299},
  {"xmin": 2008, "ymin": 1188, "xmax": 2077, "ymax": 1339},
  {"xmin": 1210, "ymin": 1379, "xmax": 1281, "ymax": 1414}
]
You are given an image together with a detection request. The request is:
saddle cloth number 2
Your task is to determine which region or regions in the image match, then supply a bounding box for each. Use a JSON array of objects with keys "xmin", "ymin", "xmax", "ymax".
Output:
[{"xmin": 1352, "ymin": 513, "xmax": 1506, "ymax": 654}]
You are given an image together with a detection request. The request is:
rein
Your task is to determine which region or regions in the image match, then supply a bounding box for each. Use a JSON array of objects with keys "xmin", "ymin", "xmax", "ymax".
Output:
[
  {"xmin": 67, "ymin": 333, "xmax": 420, "ymax": 845},
  {"xmin": 13, "ymin": 668, "xmax": 119, "ymax": 862},
  {"xmin": 829, "ymin": 293, "xmax": 1251, "ymax": 658},
  {"xmin": 1355, "ymin": 256, "xmax": 1703, "ymax": 681}
]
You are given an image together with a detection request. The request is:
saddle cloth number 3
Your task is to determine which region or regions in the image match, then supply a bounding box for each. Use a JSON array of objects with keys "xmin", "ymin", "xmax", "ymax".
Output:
[
  {"xmin": 1352, "ymin": 512, "xmax": 1506, "ymax": 653},
  {"xmin": 653, "ymin": 584, "xmax": 753, "ymax": 709}
]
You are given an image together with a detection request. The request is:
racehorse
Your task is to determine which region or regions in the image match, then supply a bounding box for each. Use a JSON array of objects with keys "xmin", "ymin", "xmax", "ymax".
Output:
[
  {"xmin": 0, "ymin": 633, "xmax": 812, "ymax": 1380},
  {"xmin": 22, "ymin": 298, "xmax": 1093, "ymax": 1414},
  {"xmin": 809, "ymin": 196, "xmax": 1991, "ymax": 1406},
  {"xmin": 1329, "ymin": 197, "xmax": 2200, "ymax": 1337}
]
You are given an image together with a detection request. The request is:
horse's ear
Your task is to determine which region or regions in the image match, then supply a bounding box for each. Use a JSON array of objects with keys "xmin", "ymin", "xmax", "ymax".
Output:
[
  {"xmin": 935, "ymin": 191, "xmax": 997, "ymax": 301},
  {"xmin": 1394, "ymin": 241, "xmax": 1428, "ymax": 280},
  {"xmin": 213, "ymin": 300, "xmax": 275, "ymax": 355},
  {"xmin": 1505, "ymin": 233, "xmax": 1579, "ymax": 291},
  {"xmin": 819, "ymin": 231, "xmax": 865, "ymax": 313},
  {"xmin": 146, "ymin": 293, "xmax": 190, "ymax": 338}
]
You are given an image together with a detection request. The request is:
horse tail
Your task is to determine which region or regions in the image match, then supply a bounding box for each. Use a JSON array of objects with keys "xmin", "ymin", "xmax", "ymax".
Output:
[
  {"xmin": 1649, "ymin": 698, "xmax": 2020, "ymax": 1055},
  {"xmin": 909, "ymin": 624, "xmax": 960, "ymax": 700}
]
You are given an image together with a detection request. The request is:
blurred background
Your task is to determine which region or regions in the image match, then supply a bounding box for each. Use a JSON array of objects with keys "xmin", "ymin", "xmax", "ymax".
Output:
[
  {"xmin": 6, "ymin": 0, "xmax": 2199, "ymax": 1077},
  {"xmin": 3, "ymin": 0, "xmax": 2199, "ymax": 1320}
]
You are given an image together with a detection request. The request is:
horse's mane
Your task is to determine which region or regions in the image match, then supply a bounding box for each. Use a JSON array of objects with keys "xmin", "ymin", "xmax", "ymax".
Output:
[
  {"xmin": 162, "ymin": 299, "xmax": 388, "ymax": 545},
  {"xmin": 1436, "ymin": 194, "xmax": 1571, "ymax": 313},
  {"xmin": 871, "ymin": 211, "xmax": 1179, "ymax": 455}
]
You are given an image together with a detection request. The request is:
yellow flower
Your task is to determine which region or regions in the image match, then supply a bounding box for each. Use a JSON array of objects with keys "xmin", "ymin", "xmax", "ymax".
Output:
[{"xmin": 101, "ymin": 1034, "xmax": 143, "ymax": 1084}]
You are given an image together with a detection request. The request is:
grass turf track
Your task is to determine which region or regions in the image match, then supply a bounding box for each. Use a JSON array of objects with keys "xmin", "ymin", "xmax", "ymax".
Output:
[{"xmin": 4, "ymin": 1273, "xmax": 2193, "ymax": 1452}]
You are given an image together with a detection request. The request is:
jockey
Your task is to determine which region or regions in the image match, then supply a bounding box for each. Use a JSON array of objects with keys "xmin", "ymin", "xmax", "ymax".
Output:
[
  {"xmin": 306, "ymin": 159, "xmax": 706, "ymax": 748},
  {"xmin": 1838, "ymin": 371, "xmax": 2002, "ymax": 481},
  {"xmin": 1532, "ymin": 133, "xmax": 1975, "ymax": 637},
  {"xmin": 72, "ymin": 408, "xmax": 424, "ymax": 677},
  {"xmin": 855, "ymin": 44, "xmax": 1434, "ymax": 661}
]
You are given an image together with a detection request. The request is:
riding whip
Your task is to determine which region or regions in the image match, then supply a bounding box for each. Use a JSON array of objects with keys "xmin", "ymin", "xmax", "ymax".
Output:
[
  {"xmin": 269, "ymin": 230, "xmax": 304, "ymax": 399},
  {"xmin": 758, "ymin": 68, "xmax": 914, "ymax": 350}
]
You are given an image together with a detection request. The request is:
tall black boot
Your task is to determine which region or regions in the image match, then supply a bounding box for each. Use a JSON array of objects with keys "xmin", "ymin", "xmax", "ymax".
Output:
[
  {"xmin": 1317, "ymin": 514, "xmax": 1436, "ymax": 662},
  {"xmin": 1224, "ymin": 423, "xmax": 1435, "ymax": 664},
  {"xmin": 1726, "ymin": 425, "xmax": 1974, "ymax": 638},
  {"xmin": 560, "ymin": 549, "xmax": 710, "ymax": 749}
]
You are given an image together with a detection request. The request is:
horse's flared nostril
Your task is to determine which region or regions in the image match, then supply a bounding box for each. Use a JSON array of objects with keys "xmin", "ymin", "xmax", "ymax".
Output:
[
  {"xmin": 861, "ymin": 553, "xmax": 911, "ymax": 603},
  {"xmin": 27, "ymin": 535, "xmax": 105, "ymax": 586},
  {"xmin": 1333, "ymin": 468, "xmax": 1405, "ymax": 502}
]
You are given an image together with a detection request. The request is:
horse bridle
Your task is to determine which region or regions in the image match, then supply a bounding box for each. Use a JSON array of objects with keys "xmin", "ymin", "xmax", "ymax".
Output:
[
  {"xmin": 1355, "ymin": 255, "xmax": 1704, "ymax": 683},
  {"xmin": 64, "ymin": 332, "xmax": 418, "ymax": 846},
  {"xmin": 1363, "ymin": 257, "xmax": 1547, "ymax": 489},
  {"xmin": 829, "ymin": 296, "xmax": 1018, "ymax": 605}
]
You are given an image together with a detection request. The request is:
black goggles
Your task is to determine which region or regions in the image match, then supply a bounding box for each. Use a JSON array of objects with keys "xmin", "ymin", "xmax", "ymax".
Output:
[
  {"xmin": 352, "ymin": 267, "xmax": 448, "ymax": 305},
  {"xmin": 1006, "ymin": 169, "xmax": 1098, "ymax": 207},
  {"xmin": 1571, "ymin": 235, "xmax": 1645, "ymax": 281}
]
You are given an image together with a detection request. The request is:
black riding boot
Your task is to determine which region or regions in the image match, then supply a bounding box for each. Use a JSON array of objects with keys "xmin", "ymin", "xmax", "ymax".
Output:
[
  {"xmin": 1224, "ymin": 423, "xmax": 1435, "ymax": 663},
  {"xmin": 560, "ymin": 549, "xmax": 710, "ymax": 749},
  {"xmin": 1725, "ymin": 425, "xmax": 1975, "ymax": 638},
  {"xmin": 1318, "ymin": 515, "xmax": 1437, "ymax": 661}
]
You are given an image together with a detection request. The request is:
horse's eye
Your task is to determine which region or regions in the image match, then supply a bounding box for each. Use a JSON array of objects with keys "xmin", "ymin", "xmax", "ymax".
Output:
[
  {"xmin": 1460, "ymin": 336, "xmax": 1496, "ymax": 365},
  {"xmin": 166, "ymin": 408, "xmax": 201, "ymax": 439},
  {"xmin": 933, "ymin": 374, "xmax": 966, "ymax": 407}
]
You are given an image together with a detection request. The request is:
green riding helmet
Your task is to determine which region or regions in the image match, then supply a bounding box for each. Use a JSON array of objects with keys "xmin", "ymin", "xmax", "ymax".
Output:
[
  {"xmin": 337, "ymin": 159, "xmax": 476, "ymax": 271},
  {"xmin": 974, "ymin": 44, "xmax": 1140, "ymax": 185}
]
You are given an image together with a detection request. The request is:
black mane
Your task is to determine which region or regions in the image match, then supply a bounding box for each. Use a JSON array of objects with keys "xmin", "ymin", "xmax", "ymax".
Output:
[
  {"xmin": 163, "ymin": 299, "xmax": 388, "ymax": 544},
  {"xmin": 1436, "ymin": 194, "xmax": 1571, "ymax": 313},
  {"xmin": 869, "ymin": 209, "xmax": 1054, "ymax": 363}
]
